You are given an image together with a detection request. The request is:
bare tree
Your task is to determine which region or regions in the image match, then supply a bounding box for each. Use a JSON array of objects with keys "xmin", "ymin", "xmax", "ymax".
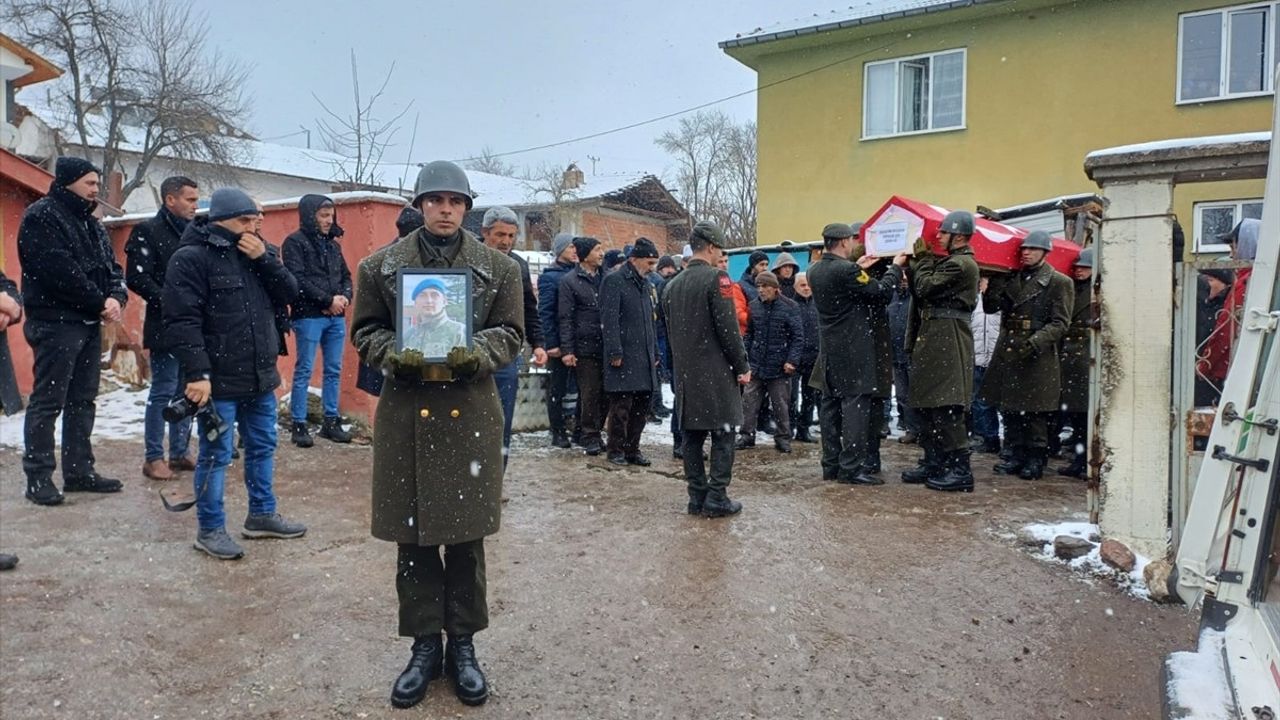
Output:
[
  {"xmin": 313, "ymin": 51, "xmax": 412, "ymax": 188},
  {"xmin": 522, "ymin": 162, "xmax": 579, "ymax": 235},
  {"xmin": 463, "ymin": 146, "xmax": 519, "ymax": 177},
  {"xmin": 4, "ymin": 0, "xmax": 251, "ymax": 206},
  {"xmin": 655, "ymin": 110, "xmax": 757, "ymax": 246}
]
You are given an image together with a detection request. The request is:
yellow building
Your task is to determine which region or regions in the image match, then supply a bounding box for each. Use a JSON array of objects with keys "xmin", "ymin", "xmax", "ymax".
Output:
[{"xmin": 722, "ymin": 0, "xmax": 1273, "ymax": 255}]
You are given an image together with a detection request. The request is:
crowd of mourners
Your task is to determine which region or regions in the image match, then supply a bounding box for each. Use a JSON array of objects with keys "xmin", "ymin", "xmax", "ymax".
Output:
[{"xmin": 0, "ymin": 156, "xmax": 1259, "ymax": 710}]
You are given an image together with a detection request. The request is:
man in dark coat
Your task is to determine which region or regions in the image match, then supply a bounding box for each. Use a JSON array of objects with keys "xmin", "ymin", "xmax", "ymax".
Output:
[
  {"xmin": 808, "ymin": 223, "xmax": 906, "ymax": 485},
  {"xmin": 481, "ymin": 206, "xmax": 546, "ymax": 469},
  {"xmin": 282, "ymin": 193, "xmax": 353, "ymax": 447},
  {"xmin": 771, "ymin": 251, "xmax": 801, "ymax": 299},
  {"xmin": 356, "ymin": 206, "xmax": 424, "ymax": 398},
  {"xmin": 601, "ymin": 237, "xmax": 660, "ymax": 465},
  {"xmin": 663, "ymin": 221, "xmax": 750, "ymax": 517},
  {"xmin": 903, "ymin": 211, "xmax": 981, "ymax": 492},
  {"xmin": 18, "ymin": 157, "xmax": 128, "ymax": 505},
  {"xmin": 126, "ymin": 175, "xmax": 200, "ymax": 480},
  {"xmin": 351, "ymin": 162, "xmax": 523, "ymax": 709},
  {"xmin": 0, "ymin": 269, "xmax": 22, "ymax": 570},
  {"xmin": 1193, "ymin": 266, "xmax": 1233, "ymax": 407},
  {"xmin": 738, "ymin": 249, "xmax": 768, "ymax": 302},
  {"xmin": 163, "ymin": 188, "xmax": 303, "ymax": 561},
  {"xmin": 790, "ymin": 271, "xmax": 820, "ymax": 442},
  {"xmin": 980, "ymin": 230, "xmax": 1073, "ymax": 480},
  {"xmin": 538, "ymin": 233, "xmax": 578, "ymax": 448},
  {"xmin": 1056, "ymin": 247, "xmax": 1094, "ymax": 478},
  {"xmin": 738, "ymin": 271, "xmax": 803, "ymax": 453},
  {"xmin": 558, "ymin": 236, "xmax": 608, "ymax": 456},
  {"xmin": 648, "ymin": 255, "xmax": 678, "ymax": 419}
]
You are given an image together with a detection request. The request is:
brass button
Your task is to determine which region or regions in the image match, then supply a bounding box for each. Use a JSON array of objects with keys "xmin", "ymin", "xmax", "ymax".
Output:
[
  {"xmin": 419, "ymin": 408, "xmax": 430, "ymax": 418},
  {"xmin": 450, "ymin": 409, "xmax": 461, "ymax": 418}
]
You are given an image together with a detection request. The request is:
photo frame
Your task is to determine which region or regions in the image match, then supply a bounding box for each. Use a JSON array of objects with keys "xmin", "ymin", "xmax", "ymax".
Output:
[{"xmin": 395, "ymin": 268, "xmax": 474, "ymax": 363}]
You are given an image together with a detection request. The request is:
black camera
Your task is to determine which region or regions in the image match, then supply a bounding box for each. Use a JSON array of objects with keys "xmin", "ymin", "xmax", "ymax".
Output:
[{"xmin": 163, "ymin": 396, "xmax": 230, "ymax": 443}]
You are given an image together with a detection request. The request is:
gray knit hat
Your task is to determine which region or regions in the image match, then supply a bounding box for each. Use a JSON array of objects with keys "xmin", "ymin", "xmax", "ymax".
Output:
[
  {"xmin": 551, "ymin": 232, "xmax": 575, "ymax": 260},
  {"xmin": 207, "ymin": 188, "xmax": 259, "ymax": 222}
]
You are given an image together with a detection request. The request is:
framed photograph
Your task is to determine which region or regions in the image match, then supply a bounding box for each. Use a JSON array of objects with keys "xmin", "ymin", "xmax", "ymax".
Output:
[{"xmin": 395, "ymin": 268, "xmax": 473, "ymax": 363}]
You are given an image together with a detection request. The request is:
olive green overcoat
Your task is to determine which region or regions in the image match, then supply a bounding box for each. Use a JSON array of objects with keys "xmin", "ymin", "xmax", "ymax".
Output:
[
  {"xmin": 1059, "ymin": 278, "xmax": 1093, "ymax": 413},
  {"xmin": 351, "ymin": 229, "xmax": 523, "ymax": 546},
  {"xmin": 906, "ymin": 246, "xmax": 979, "ymax": 408},
  {"xmin": 979, "ymin": 262, "xmax": 1074, "ymax": 413}
]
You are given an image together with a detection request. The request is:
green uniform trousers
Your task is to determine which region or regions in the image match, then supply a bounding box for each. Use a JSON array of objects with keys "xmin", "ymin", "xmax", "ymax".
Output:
[
  {"xmin": 917, "ymin": 405, "xmax": 968, "ymax": 454},
  {"xmin": 1004, "ymin": 411, "xmax": 1051, "ymax": 453},
  {"xmin": 397, "ymin": 539, "xmax": 488, "ymax": 638}
]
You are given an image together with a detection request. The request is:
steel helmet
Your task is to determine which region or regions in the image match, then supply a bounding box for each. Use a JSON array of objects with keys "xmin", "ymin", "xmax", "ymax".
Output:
[
  {"xmin": 1073, "ymin": 246, "xmax": 1094, "ymax": 269},
  {"xmin": 412, "ymin": 161, "xmax": 474, "ymax": 210},
  {"xmin": 939, "ymin": 210, "xmax": 975, "ymax": 236},
  {"xmin": 1020, "ymin": 230, "xmax": 1054, "ymax": 252}
]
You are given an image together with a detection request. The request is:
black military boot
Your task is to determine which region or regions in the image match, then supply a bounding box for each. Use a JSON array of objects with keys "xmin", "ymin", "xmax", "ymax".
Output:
[
  {"xmin": 63, "ymin": 472, "xmax": 123, "ymax": 493},
  {"xmin": 993, "ymin": 447, "xmax": 1025, "ymax": 475},
  {"xmin": 901, "ymin": 448, "xmax": 943, "ymax": 485},
  {"xmin": 445, "ymin": 634, "xmax": 489, "ymax": 706},
  {"xmin": 687, "ymin": 489, "xmax": 706, "ymax": 515},
  {"xmin": 390, "ymin": 634, "xmax": 444, "ymax": 709},
  {"xmin": 1019, "ymin": 450, "xmax": 1046, "ymax": 480},
  {"xmin": 701, "ymin": 490, "xmax": 743, "ymax": 518},
  {"xmin": 25, "ymin": 476, "xmax": 65, "ymax": 506},
  {"xmin": 927, "ymin": 451, "xmax": 975, "ymax": 493},
  {"xmin": 318, "ymin": 416, "xmax": 352, "ymax": 443},
  {"xmin": 291, "ymin": 421, "xmax": 314, "ymax": 449},
  {"xmin": 1057, "ymin": 454, "xmax": 1087, "ymax": 478}
]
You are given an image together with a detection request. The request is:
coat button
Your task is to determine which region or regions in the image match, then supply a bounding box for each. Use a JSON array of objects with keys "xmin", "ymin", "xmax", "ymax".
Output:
[
  {"xmin": 420, "ymin": 408, "xmax": 430, "ymax": 418},
  {"xmin": 451, "ymin": 409, "xmax": 461, "ymax": 418}
]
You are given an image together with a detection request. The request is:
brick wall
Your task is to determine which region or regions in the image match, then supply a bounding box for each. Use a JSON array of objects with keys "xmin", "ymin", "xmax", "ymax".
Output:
[{"xmin": 579, "ymin": 206, "xmax": 678, "ymax": 254}]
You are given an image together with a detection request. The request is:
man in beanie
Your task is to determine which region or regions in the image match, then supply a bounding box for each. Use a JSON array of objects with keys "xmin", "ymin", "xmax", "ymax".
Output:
[
  {"xmin": 163, "ymin": 187, "xmax": 303, "ymax": 560},
  {"xmin": 600, "ymin": 237, "xmax": 660, "ymax": 465},
  {"xmin": 739, "ymin": 249, "xmax": 769, "ymax": 302},
  {"xmin": 662, "ymin": 220, "xmax": 751, "ymax": 517},
  {"xmin": 558, "ymin": 236, "xmax": 608, "ymax": 456},
  {"xmin": 480, "ymin": 206, "xmax": 546, "ymax": 468},
  {"xmin": 17, "ymin": 156, "xmax": 128, "ymax": 505},
  {"xmin": 126, "ymin": 176, "xmax": 200, "ymax": 481},
  {"xmin": 351, "ymin": 160, "xmax": 523, "ymax": 709},
  {"xmin": 538, "ymin": 232, "xmax": 579, "ymax": 448},
  {"xmin": 737, "ymin": 270, "xmax": 804, "ymax": 453},
  {"xmin": 283, "ymin": 194, "xmax": 353, "ymax": 448}
]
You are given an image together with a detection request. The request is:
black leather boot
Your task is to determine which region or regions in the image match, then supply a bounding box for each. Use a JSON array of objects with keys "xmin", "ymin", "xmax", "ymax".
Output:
[
  {"xmin": 901, "ymin": 448, "xmax": 943, "ymax": 484},
  {"xmin": 687, "ymin": 489, "xmax": 706, "ymax": 515},
  {"xmin": 993, "ymin": 448, "xmax": 1025, "ymax": 475},
  {"xmin": 1019, "ymin": 450, "xmax": 1046, "ymax": 480},
  {"xmin": 25, "ymin": 476, "xmax": 65, "ymax": 506},
  {"xmin": 927, "ymin": 451, "xmax": 974, "ymax": 493},
  {"xmin": 391, "ymin": 634, "xmax": 443, "ymax": 709},
  {"xmin": 290, "ymin": 421, "xmax": 314, "ymax": 449},
  {"xmin": 318, "ymin": 416, "xmax": 352, "ymax": 443},
  {"xmin": 701, "ymin": 490, "xmax": 743, "ymax": 518},
  {"xmin": 551, "ymin": 429, "xmax": 571, "ymax": 449},
  {"xmin": 445, "ymin": 634, "xmax": 489, "ymax": 706}
]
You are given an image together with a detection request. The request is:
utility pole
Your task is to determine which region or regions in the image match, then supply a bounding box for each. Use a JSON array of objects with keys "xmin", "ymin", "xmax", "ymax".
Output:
[
  {"xmin": 587, "ymin": 155, "xmax": 600, "ymax": 175},
  {"xmin": 298, "ymin": 125, "xmax": 311, "ymax": 149}
]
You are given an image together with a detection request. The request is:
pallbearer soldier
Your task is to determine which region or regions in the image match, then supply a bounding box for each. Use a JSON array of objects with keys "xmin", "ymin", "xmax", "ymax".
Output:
[
  {"xmin": 662, "ymin": 220, "xmax": 751, "ymax": 517},
  {"xmin": 1057, "ymin": 246, "xmax": 1094, "ymax": 478},
  {"xmin": 901, "ymin": 210, "xmax": 981, "ymax": 492},
  {"xmin": 980, "ymin": 230, "xmax": 1073, "ymax": 481}
]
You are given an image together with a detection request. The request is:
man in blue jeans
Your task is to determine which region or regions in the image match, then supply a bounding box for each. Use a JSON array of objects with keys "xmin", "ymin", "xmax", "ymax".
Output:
[
  {"xmin": 283, "ymin": 194, "xmax": 353, "ymax": 447},
  {"xmin": 164, "ymin": 188, "xmax": 305, "ymax": 560},
  {"xmin": 126, "ymin": 176, "xmax": 200, "ymax": 480},
  {"xmin": 480, "ymin": 206, "xmax": 545, "ymax": 468}
]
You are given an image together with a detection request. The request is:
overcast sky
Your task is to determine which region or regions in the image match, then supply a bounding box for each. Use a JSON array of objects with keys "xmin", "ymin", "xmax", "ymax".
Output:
[{"xmin": 201, "ymin": 0, "xmax": 844, "ymax": 182}]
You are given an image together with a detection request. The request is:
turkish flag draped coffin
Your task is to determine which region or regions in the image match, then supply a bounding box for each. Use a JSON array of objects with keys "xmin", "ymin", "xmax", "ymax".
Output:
[{"xmin": 861, "ymin": 195, "xmax": 1081, "ymax": 273}]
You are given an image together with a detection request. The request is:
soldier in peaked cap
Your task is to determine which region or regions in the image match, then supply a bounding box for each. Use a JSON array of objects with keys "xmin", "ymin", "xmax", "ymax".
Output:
[
  {"xmin": 1055, "ymin": 246, "xmax": 1094, "ymax": 478},
  {"xmin": 351, "ymin": 160, "xmax": 524, "ymax": 709}
]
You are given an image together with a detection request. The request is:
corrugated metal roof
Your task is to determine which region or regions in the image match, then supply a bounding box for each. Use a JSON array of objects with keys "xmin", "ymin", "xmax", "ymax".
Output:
[{"xmin": 719, "ymin": 0, "xmax": 1002, "ymax": 50}]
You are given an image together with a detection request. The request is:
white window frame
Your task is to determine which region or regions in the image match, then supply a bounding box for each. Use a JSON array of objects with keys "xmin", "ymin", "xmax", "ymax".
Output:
[
  {"xmin": 1193, "ymin": 198, "xmax": 1264, "ymax": 253},
  {"xmin": 861, "ymin": 48, "xmax": 967, "ymax": 140},
  {"xmin": 1177, "ymin": 2, "xmax": 1279, "ymax": 104}
]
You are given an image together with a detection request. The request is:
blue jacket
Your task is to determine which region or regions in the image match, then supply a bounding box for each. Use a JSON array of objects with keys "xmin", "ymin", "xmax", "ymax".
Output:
[
  {"xmin": 537, "ymin": 260, "xmax": 575, "ymax": 350},
  {"xmin": 744, "ymin": 295, "xmax": 804, "ymax": 380}
]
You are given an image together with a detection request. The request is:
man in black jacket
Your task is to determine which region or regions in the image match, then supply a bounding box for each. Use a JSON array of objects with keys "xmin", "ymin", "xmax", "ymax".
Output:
[
  {"xmin": 126, "ymin": 175, "xmax": 200, "ymax": 481},
  {"xmin": 738, "ymin": 271, "xmax": 804, "ymax": 453},
  {"xmin": 601, "ymin": 237, "xmax": 660, "ymax": 466},
  {"xmin": 480, "ymin": 206, "xmax": 546, "ymax": 469},
  {"xmin": 537, "ymin": 233, "xmax": 578, "ymax": 448},
  {"xmin": 164, "ymin": 188, "xmax": 304, "ymax": 561},
  {"xmin": 282, "ymin": 194, "xmax": 353, "ymax": 447},
  {"xmin": 18, "ymin": 157, "xmax": 127, "ymax": 505},
  {"xmin": 558, "ymin": 236, "xmax": 607, "ymax": 456},
  {"xmin": 790, "ymin": 271, "xmax": 820, "ymax": 442}
]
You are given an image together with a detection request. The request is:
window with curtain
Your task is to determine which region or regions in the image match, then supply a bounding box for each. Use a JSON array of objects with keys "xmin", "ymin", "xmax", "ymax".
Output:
[
  {"xmin": 863, "ymin": 49, "xmax": 965, "ymax": 139},
  {"xmin": 1179, "ymin": 3, "xmax": 1280, "ymax": 102}
]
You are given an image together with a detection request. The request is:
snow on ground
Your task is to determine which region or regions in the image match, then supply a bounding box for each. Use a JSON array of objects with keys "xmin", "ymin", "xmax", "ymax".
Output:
[
  {"xmin": 1165, "ymin": 629, "xmax": 1235, "ymax": 719},
  {"xmin": 1022, "ymin": 520, "xmax": 1154, "ymax": 600},
  {"xmin": 0, "ymin": 377, "xmax": 149, "ymax": 449}
]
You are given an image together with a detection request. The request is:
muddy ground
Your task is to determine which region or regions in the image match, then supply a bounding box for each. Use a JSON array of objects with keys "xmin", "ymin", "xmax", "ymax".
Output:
[{"xmin": 0, "ymin": 424, "xmax": 1195, "ymax": 719}]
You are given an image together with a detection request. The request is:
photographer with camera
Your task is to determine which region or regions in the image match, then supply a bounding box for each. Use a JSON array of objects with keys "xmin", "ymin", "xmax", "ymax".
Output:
[{"xmin": 162, "ymin": 188, "xmax": 304, "ymax": 560}]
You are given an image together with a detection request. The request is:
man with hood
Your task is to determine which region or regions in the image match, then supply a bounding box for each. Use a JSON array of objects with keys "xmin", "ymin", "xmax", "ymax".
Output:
[
  {"xmin": 351, "ymin": 160, "xmax": 523, "ymax": 709},
  {"xmin": 1199, "ymin": 218, "xmax": 1259, "ymax": 388},
  {"xmin": 357, "ymin": 207, "xmax": 425, "ymax": 398},
  {"xmin": 771, "ymin": 251, "xmax": 801, "ymax": 299},
  {"xmin": 980, "ymin": 230, "xmax": 1073, "ymax": 481},
  {"xmin": 127, "ymin": 175, "xmax": 200, "ymax": 480},
  {"xmin": 538, "ymin": 233, "xmax": 579, "ymax": 448},
  {"xmin": 283, "ymin": 194, "xmax": 353, "ymax": 447},
  {"xmin": 163, "ymin": 188, "xmax": 304, "ymax": 560},
  {"xmin": 18, "ymin": 157, "xmax": 128, "ymax": 506},
  {"xmin": 739, "ymin": 249, "xmax": 769, "ymax": 302}
]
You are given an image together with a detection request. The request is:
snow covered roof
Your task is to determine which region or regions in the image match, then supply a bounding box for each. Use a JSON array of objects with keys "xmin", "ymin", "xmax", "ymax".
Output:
[
  {"xmin": 100, "ymin": 190, "xmax": 408, "ymax": 227},
  {"xmin": 1085, "ymin": 132, "xmax": 1270, "ymax": 159},
  {"xmin": 720, "ymin": 0, "xmax": 1003, "ymax": 49}
]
